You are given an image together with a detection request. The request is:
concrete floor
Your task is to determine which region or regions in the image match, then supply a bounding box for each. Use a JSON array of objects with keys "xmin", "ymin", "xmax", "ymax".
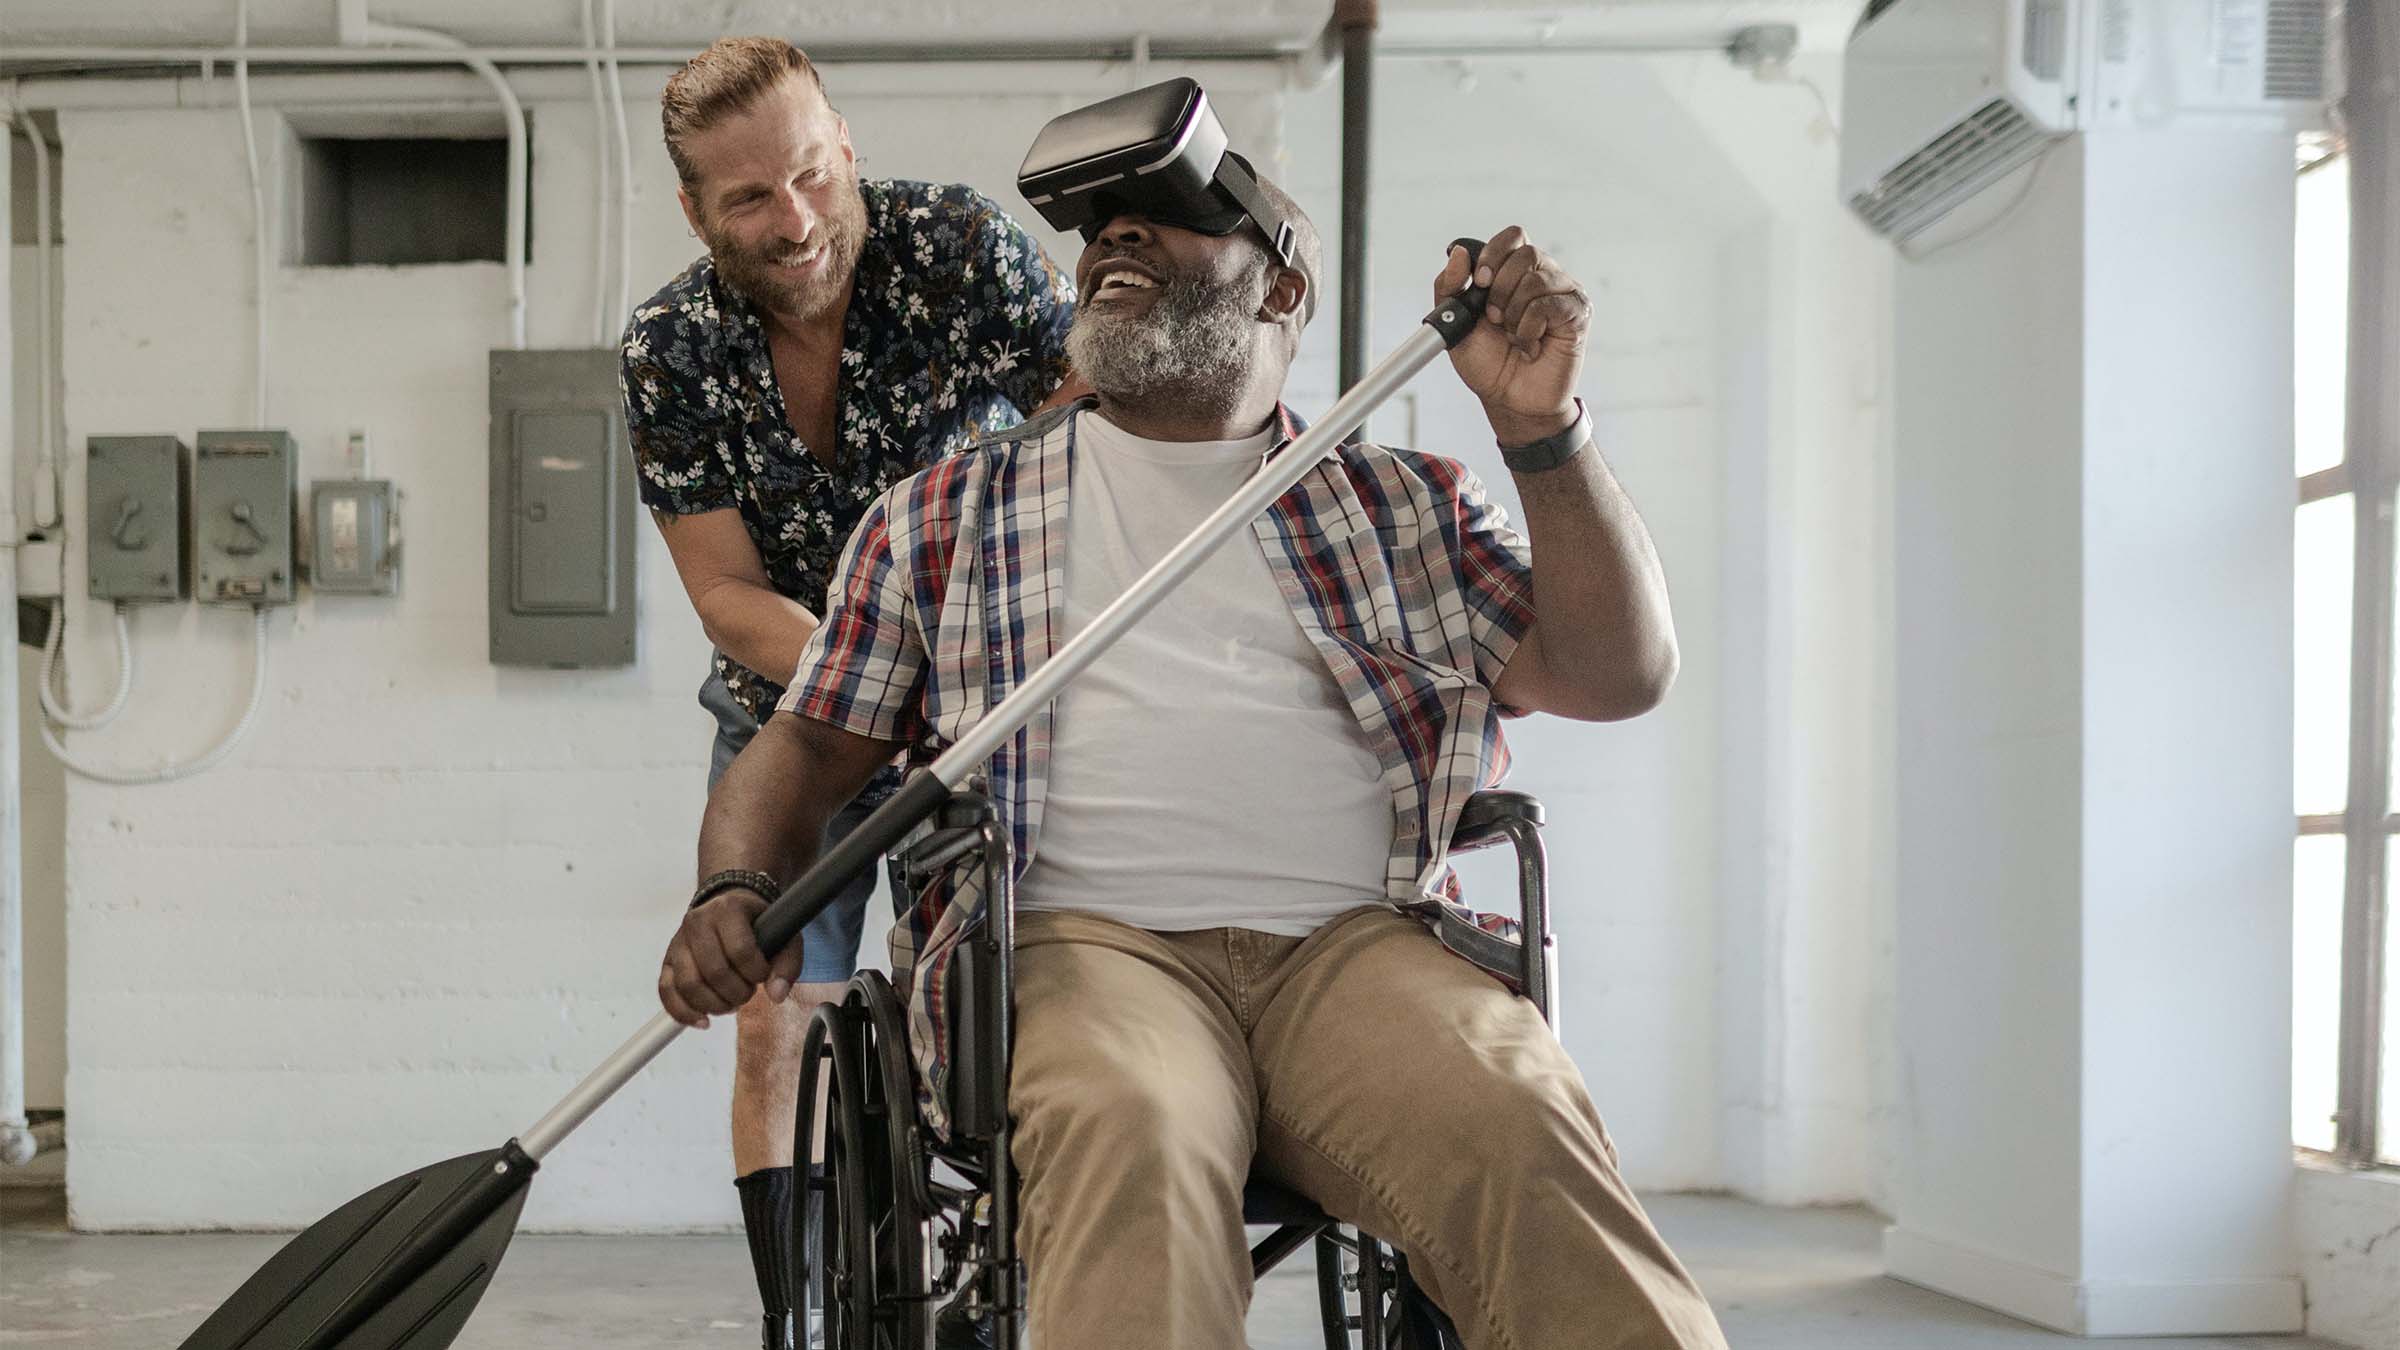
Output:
[{"xmin": 1, "ymin": 1161, "xmax": 2336, "ymax": 1349}]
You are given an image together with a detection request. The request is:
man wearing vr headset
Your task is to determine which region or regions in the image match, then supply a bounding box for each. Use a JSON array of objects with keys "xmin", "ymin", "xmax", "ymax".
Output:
[
  {"xmin": 659, "ymin": 100, "xmax": 1726, "ymax": 1347},
  {"xmin": 620, "ymin": 37, "xmax": 1077, "ymax": 1350}
]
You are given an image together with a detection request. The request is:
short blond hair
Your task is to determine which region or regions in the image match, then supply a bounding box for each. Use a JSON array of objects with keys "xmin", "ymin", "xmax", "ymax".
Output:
[{"xmin": 661, "ymin": 37, "xmax": 829, "ymax": 190}]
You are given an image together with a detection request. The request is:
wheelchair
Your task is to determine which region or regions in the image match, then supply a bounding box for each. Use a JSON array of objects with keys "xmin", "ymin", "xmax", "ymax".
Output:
[{"xmin": 789, "ymin": 785, "xmax": 1554, "ymax": 1349}]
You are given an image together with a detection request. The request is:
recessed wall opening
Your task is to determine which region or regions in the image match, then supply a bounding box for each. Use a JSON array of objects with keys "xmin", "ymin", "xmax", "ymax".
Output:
[{"xmin": 284, "ymin": 110, "xmax": 524, "ymax": 267}]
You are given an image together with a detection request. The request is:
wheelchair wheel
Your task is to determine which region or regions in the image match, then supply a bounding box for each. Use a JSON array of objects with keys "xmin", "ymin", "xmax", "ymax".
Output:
[
  {"xmin": 800, "ymin": 999, "xmax": 936, "ymax": 1350},
  {"xmin": 1392, "ymin": 1255, "xmax": 1466, "ymax": 1350},
  {"xmin": 1323, "ymin": 1235, "xmax": 1465, "ymax": 1350}
]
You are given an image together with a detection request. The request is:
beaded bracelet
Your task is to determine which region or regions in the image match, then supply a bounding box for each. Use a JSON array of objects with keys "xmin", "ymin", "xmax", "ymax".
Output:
[{"xmin": 688, "ymin": 868, "xmax": 781, "ymax": 911}]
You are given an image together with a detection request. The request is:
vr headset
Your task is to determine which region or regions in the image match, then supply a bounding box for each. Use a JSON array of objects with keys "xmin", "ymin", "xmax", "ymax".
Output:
[{"xmin": 1016, "ymin": 78, "xmax": 1299, "ymax": 270}]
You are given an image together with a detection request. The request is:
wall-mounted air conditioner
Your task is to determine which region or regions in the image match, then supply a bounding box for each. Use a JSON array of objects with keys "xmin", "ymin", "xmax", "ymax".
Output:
[{"xmin": 1839, "ymin": 0, "xmax": 2331, "ymax": 241}]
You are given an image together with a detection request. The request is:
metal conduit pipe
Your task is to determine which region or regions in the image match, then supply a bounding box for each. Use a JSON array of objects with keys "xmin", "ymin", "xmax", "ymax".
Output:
[
  {"xmin": 578, "ymin": 0, "xmax": 612, "ymax": 344},
  {"xmin": 0, "ymin": 198, "xmax": 26, "ymax": 1167},
  {"xmin": 349, "ymin": 20, "xmax": 530, "ymax": 348},
  {"xmin": 0, "ymin": 58, "xmax": 1321, "ymax": 113},
  {"xmin": 1335, "ymin": 0, "xmax": 1376, "ymax": 394},
  {"xmin": 600, "ymin": 0, "xmax": 636, "ymax": 328},
  {"xmin": 235, "ymin": 0, "xmax": 271, "ymax": 422},
  {"xmin": 2, "ymin": 33, "xmax": 1748, "ymax": 74},
  {"xmin": 0, "ymin": 41, "xmax": 1299, "ymax": 68},
  {"xmin": 10, "ymin": 113, "xmax": 59, "ymax": 529}
]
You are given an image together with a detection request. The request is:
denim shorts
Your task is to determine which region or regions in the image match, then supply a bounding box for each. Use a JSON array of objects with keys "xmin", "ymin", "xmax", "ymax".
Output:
[{"xmin": 700, "ymin": 663, "xmax": 878, "ymax": 984}]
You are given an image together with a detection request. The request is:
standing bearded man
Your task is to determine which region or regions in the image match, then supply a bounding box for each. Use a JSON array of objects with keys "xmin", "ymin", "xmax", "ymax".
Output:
[{"xmin": 620, "ymin": 37, "xmax": 1076, "ymax": 1350}]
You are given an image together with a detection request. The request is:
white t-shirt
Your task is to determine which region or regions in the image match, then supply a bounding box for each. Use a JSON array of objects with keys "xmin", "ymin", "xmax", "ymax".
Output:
[{"xmin": 1014, "ymin": 410, "xmax": 1396, "ymax": 936}]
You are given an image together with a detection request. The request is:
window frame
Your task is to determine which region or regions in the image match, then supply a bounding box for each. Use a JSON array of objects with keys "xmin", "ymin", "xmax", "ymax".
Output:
[{"xmin": 2303, "ymin": 0, "xmax": 2397, "ymax": 1170}]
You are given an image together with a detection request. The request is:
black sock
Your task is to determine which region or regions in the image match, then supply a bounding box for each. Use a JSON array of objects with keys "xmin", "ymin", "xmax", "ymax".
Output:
[{"xmin": 735, "ymin": 1166, "xmax": 796, "ymax": 1349}]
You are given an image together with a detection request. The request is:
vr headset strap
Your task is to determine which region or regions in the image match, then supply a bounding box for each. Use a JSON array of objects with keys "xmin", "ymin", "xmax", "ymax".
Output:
[{"xmin": 1213, "ymin": 153, "xmax": 1298, "ymax": 267}]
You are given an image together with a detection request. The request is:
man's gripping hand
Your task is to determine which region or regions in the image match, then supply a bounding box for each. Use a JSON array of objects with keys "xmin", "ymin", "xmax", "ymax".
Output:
[
  {"xmin": 659, "ymin": 887, "xmax": 805, "ymax": 1028},
  {"xmin": 655, "ymin": 713, "xmax": 899, "ymax": 1028},
  {"xmin": 1437, "ymin": 229, "xmax": 1593, "ymax": 447}
]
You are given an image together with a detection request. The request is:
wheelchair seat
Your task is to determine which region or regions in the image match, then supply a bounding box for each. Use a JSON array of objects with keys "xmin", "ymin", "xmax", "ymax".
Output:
[{"xmin": 1240, "ymin": 1174, "xmax": 1329, "ymax": 1227}]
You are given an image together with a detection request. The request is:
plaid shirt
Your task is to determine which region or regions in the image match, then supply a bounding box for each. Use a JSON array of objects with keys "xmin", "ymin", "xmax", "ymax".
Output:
[{"xmin": 780, "ymin": 401, "xmax": 1539, "ymax": 1135}]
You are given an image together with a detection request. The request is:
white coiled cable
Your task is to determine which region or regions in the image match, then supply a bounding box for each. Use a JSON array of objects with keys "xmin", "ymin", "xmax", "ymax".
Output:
[
  {"xmin": 41, "ymin": 609, "xmax": 272, "ymax": 786},
  {"xmin": 38, "ymin": 602, "xmax": 132, "ymax": 730}
]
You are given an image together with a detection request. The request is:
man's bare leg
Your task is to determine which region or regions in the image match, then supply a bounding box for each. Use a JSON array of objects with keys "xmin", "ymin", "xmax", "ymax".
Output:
[
  {"xmin": 733, "ymin": 981, "xmax": 844, "ymax": 1170},
  {"xmin": 734, "ymin": 981, "xmax": 846, "ymax": 1350}
]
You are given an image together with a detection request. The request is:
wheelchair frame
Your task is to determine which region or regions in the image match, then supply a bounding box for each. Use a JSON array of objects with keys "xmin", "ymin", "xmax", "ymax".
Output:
[{"xmin": 791, "ymin": 785, "xmax": 1552, "ymax": 1350}]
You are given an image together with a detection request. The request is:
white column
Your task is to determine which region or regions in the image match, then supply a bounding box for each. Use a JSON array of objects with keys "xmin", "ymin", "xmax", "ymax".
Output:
[{"xmin": 1886, "ymin": 126, "xmax": 2302, "ymax": 1335}]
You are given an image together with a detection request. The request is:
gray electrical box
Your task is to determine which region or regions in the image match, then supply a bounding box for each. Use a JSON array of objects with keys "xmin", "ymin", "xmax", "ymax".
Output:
[
  {"xmin": 85, "ymin": 435, "xmax": 189, "ymax": 603},
  {"xmin": 308, "ymin": 479, "xmax": 399, "ymax": 594},
  {"xmin": 193, "ymin": 430, "xmax": 298, "ymax": 605},
  {"xmin": 488, "ymin": 350, "xmax": 636, "ymax": 667}
]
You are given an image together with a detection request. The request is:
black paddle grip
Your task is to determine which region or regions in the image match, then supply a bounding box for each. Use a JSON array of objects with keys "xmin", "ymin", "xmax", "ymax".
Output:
[
  {"xmin": 752, "ymin": 769, "xmax": 953, "ymax": 959},
  {"xmin": 1426, "ymin": 237, "xmax": 1493, "ymax": 348}
]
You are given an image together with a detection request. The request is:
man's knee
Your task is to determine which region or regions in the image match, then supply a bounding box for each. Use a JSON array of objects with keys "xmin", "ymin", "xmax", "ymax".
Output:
[
  {"xmin": 1469, "ymin": 1055, "xmax": 1624, "ymax": 1187},
  {"xmin": 1013, "ymin": 1064, "xmax": 1253, "ymax": 1208},
  {"xmin": 1025, "ymin": 1065, "xmax": 1229, "ymax": 1153}
]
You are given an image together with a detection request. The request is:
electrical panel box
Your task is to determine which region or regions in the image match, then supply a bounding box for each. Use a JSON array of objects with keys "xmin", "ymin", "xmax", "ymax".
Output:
[
  {"xmin": 84, "ymin": 435, "xmax": 189, "ymax": 603},
  {"xmin": 193, "ymin": 430, "xmax": 298, "ymax": 606},
  {"xmin": 308, "ymin": 479, "xmax": 399, "ymax": 594},
  {"xmin": 488, "ymin": 350, "xmax": 636, "ymax": 667}
]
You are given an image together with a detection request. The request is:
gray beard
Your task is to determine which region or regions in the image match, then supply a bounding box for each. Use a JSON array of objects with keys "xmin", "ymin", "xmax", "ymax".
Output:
[{"xmin": 1065, "ymin": 267, "xmax": 1262, "ymax": 419}]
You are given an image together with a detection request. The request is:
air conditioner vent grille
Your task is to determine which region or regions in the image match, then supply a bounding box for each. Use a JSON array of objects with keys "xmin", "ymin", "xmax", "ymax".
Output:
[
  {"xmin": 2022, "ymin": 0, "xmax": 2068, "ymax": 80},
  {"xmin": 1847, "ymin": 98, "xmax": 2055, "ymax": 239},
  {"xmin": 2264, "ymin": 0, "xmax": 2328, "ymax": 100}
]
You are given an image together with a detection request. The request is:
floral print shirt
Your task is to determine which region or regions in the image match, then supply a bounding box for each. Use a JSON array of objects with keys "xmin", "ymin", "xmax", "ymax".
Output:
[{"xmin": 622, "ymin": 178, "xmax": 1076, "ymax": 722}]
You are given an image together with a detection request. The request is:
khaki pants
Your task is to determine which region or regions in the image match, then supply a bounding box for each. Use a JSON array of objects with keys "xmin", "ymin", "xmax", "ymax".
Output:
[{"xmin": 1007, "ymin": 906, "xmax": 1729, "ymax": 1350}]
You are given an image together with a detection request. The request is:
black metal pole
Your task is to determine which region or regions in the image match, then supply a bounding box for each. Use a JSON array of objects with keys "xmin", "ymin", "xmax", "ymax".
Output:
[{"xmin": 1337, "ymin": 0, "xmax": 1377, "ymax": 393}]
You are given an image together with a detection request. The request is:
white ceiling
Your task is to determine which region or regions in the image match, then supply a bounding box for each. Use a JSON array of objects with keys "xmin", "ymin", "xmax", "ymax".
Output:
[{"xmin": 0, "ymin": 0, "xmax": 1865, "ymax": 57}]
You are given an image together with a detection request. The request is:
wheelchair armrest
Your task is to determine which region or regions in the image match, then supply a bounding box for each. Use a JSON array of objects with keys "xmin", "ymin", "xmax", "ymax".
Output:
[
  {"xmin": 896, "ymin": 825, "xmax": 988, "ymax": 891},
  {"xmin": 1449, "ymin": 789, "xmax": 1544, "ymax": 853}
]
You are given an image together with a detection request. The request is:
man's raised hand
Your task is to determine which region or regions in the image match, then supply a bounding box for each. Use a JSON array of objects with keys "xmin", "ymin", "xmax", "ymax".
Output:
[{"xmin": 1436, "ymin": 228, "xmax": 1592, "ymax": 446}]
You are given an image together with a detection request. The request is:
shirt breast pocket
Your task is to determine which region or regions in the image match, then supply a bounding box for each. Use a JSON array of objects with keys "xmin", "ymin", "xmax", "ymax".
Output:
[{"xmin": 1304, "ymin": 512, "xmax": 1404, "ymax": 647}]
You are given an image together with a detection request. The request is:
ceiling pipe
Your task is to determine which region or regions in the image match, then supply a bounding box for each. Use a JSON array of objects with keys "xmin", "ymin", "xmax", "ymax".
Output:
[
  {"xmin": 0, "ymin": 31, "xmax": 1767, "ymax": 85},
  {"xmin": 0, "ymin": 40, "xmax": 1311, "ymax": 71},
  {"xmin": 4, "ymin": 60, "xmax": 1299, "ymax": 114}
]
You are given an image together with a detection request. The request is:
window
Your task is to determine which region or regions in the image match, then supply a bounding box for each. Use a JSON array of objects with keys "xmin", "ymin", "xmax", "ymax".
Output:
[{"xmin": 2292, "ymin": 143, "xmax": 2397, "ymax": 1168}]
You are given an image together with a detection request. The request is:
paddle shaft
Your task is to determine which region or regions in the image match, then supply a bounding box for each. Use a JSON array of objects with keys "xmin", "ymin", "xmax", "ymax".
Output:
[{"xmin": 517, "ymin": 248, "xmax": 1492, "ymax": 1163}]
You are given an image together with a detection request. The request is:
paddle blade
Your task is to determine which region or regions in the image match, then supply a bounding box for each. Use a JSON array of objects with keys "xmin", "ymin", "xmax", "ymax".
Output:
[{"xmin": 177, "ymin": 1146, "xmax": 534, "ymax": 1350}]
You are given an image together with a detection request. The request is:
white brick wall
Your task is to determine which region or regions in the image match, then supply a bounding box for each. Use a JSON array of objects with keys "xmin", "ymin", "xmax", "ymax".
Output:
[
  {"xmin": 36, "ymin": 54, "xmax": 1884, "ymax": 1229},
  {"xmin": 46, "ymin": 73, "xmax": 1307, "ymax": 1233}
]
